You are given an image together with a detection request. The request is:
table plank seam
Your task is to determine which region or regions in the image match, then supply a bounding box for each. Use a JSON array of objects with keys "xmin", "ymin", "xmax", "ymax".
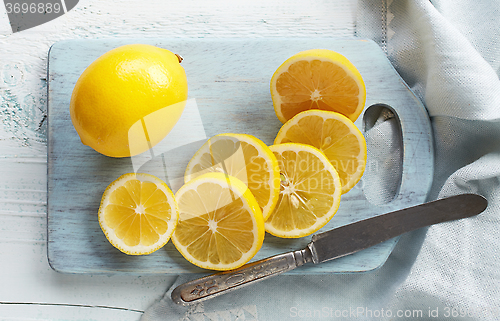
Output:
[
  {"xmin": 0, "ymin": 302, "xmax": 144, "ymax": 314},
  {"xmin": 0, "ymin": 211, "xmax": 46, "ymax": 218}
]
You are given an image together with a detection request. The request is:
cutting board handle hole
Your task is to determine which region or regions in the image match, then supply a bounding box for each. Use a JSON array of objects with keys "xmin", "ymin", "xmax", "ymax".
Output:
[{"xmin": 362, "ymin": 104, "xmax": 403, "ymax": 205}]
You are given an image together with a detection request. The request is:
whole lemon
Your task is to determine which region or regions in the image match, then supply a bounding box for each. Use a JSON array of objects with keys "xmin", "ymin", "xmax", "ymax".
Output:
[{"xmin": 70, "ymin": 44, "xmax": 188, "ymax": 158}]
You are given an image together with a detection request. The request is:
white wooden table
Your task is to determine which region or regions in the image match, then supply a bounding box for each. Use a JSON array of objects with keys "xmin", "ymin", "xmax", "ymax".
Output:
[{"xmin": 0, "ymin": 1, "xmax": 357, "ymax": 319}]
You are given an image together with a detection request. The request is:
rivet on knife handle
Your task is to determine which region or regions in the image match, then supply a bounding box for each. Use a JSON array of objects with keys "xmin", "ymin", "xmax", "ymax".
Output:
[{"xmin": 171, "ymin": 247, "xmax": 313, "ymax": 306}]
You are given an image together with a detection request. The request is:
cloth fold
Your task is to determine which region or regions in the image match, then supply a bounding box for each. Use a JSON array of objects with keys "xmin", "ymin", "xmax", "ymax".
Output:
[{"xmin": 143, "ymin": 0, "xmax": 500, "ymax": 319}]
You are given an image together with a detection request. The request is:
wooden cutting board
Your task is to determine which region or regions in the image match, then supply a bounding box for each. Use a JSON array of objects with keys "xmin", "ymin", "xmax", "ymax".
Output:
[{"xmin": 47, "ymin": 38, "xmax": 433, "ymax": 274}]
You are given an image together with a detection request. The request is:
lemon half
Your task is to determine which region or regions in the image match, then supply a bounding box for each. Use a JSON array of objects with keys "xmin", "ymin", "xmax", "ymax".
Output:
[
  {"xmin": 265, "ymin": 143, "xmax": 342, "ymax": 238},
  {"xmin": 274, "ymin": 110, "xmax": 367, "ymax": 194},
  {"xmin": 184, "ymin": 133, "xmax": 280, "ymax": 220},
  {"xmin": 271, "ymin": 49, "xmax": 366, "ymax": 123},
  {"xmin": 98, "ymin": 173, "xmax": 179, "ymax": 255},
  {"xmin": 172, "ymin": 173, "xmax": 265, "ymax": 271}
]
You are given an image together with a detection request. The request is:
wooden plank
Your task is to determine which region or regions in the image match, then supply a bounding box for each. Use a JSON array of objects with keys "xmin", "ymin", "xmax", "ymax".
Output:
[{"xmin": 47, "ymin": 38, "xmax": 433, "ymax": 274}]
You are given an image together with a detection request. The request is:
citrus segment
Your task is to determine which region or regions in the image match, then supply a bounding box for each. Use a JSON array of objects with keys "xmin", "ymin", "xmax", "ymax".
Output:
[
  {"xmin": 172, "ymin": 173, "xmax": 265, "ymax": 271},
  {"xmin": 265, "ymin": 143, "xmax": 342, "ymax": 238},
  {"xmin": 98, "ymin": 173, "xmax": 179, "ymax": 255},
  {"xmin": 274, "ymin": 110, "xmax": 367, "ymax": 194},
  {"xmin": 184, "ymin": 133, "xmax": 280, "ymax": 220},
  {"xmin": 271, "ymin": 49, "xmax": 366, "ymax": 123}
]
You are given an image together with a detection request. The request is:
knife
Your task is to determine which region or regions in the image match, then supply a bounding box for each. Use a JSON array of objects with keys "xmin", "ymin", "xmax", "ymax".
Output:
[{"xmin": 171, "ymin": 193, "xmax": 487, "ymax": 306}]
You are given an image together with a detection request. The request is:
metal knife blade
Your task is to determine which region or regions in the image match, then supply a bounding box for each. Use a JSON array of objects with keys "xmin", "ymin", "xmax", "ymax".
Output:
[
  {"xmin": 171, "ymin": 193, "xmax": 487, "ymax": 306},
  {"xmin": 309, "ymin": 193, "xmax": 487, "ymax": 263}
]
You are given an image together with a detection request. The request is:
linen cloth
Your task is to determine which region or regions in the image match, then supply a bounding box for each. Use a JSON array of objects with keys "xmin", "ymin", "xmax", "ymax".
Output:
[{"xmin": 142, "ymin": 1, "xmax": 500, "ymax": 320}]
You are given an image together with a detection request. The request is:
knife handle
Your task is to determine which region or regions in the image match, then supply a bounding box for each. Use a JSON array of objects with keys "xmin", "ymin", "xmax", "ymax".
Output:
[{"xmin": 171, "ymin": 247, "xmax": 313, "ymax": 306}]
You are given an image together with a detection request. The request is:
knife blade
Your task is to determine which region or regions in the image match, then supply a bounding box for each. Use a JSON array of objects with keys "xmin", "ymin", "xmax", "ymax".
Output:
[{"xmin": 171, "ymin": 193, "xmax": 487, "ymax": 306}]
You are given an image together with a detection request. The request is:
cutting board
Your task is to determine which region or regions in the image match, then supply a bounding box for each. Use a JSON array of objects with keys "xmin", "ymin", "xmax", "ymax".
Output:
[{"xmin": 47, "ymin": 38, "xmax": 433, "ymax": 274}]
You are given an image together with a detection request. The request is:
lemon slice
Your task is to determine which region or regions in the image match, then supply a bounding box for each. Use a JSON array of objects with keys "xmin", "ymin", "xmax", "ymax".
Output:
[
  {"xmin": 271, "ymin": 49, "xmax": 366, "ymax": 123},
  {"xmin": 265, "ymin": 143, "xmax": 342, "ymax": 238},
  {"xmin": 274, "ymin": 110, "xmax": 367, "ymax": 194},
  {"xmin": 98, "ymin": 173, "xmax": 179, "ymax": 255},
  {"xmin": 184, "ymin": 133, "xmax": 280, "ymax": 220},
  {"xmin": 172, "ymin": 173, "xmax": 265, "ymax": 271}
]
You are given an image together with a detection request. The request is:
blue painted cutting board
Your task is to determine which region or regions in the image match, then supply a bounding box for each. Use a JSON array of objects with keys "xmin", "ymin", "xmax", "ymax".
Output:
[{"xmin": 47, "ymin": 38, "xmax": 433, "ymax": 274}]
